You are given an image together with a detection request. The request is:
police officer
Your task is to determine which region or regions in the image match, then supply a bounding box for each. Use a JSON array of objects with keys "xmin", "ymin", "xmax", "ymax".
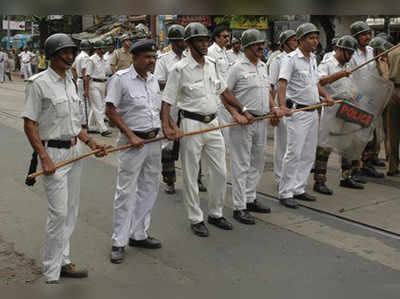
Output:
[
  {"xmin": 313, "ymin": 35, "xmax": 364, "ymax": 195},
  {"xmin": 208, "ymin": 25, "xmax": 232, "ymax": 148},
  {"xmin": 161, "ymin": 22, "xmax": 252, "ymax": 237},
  {"xmin": 19, "ymin": 47, "xmax": 34, "ymax": 81},
  {"xmin": 277, "ymin": 23, "xmax": 335, "ymax": 208},
  {"xmin": 228, "ymin": 29, "xmax": 275, "ymax": 225},
  {"xmin": 85, "ymin": 40, "xmax": 112, "ymax": 136},
  {"xmin": 110, "ymin": 34, "xmax": 132, "ymax": 74},
  {"xmin": 227, "ymin": 37, "xmax": 243, "ymax": 66},
  {"xmin": 103, "ymin": 38, "xmax": 115, "ymax": 78},
  {"xmin": 155, "ymin": 24, "xmax": 190, "ymax": 194},
  {"xmin": 349, "ymin": 21, "xmax": 385, "ymax": 179},
  {"xmin": 22, "ymin": 33, "xmax": 107, "ymax": 283},
  {"xmin": 106, "ymin": 40, "xmax": 162, "ymax": 264},
  {"xmin": 72, "ymin": 40, "xmax": 91, "ymax": 98},
  {"xmin": 386, "ymin": 38, "xmax": 400, "ymax": 176},
  {"xmin": 269, "ymin": 30, "xmax": 298, "ymax": 184}
]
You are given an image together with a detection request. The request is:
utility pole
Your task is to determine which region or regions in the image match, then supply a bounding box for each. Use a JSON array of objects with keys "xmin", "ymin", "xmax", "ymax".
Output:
[{"xmin": 6, "ymin": 15, "xmax": 11, "ymax": 50}]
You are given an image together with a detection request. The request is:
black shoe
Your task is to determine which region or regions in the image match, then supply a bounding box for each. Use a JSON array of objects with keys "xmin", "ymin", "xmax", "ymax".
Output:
[
  {"xmin": 87, "ymin": 129, "xmax": 100, "ymax": 134},
  {"xmin": 191, "ymin": 222, "xmax": 209, "ymax": 237},
  {"xmin": 294, "ymin": 193, "xmax": 316, "ymax": 202},
  {"xmin": 246, "ymin": 200, "xmax": 271, "ymax": 213},
  {"xmin": 198, "ymin": 181, "xmax": 207, "ymax": 192},
  {"xmin": 60, "ymin": 263, "xmax": 88, "ymax": 278},
  {"xmin": 340, "ymin": 178, "xmax": 364, "ymax": 189},
  {"xmin": 101, "ymin": 130, "xmax": 112, "ymax": 137},
  {"xmin": 313, "ymin": 182, "xmax": 333, "ymax": 195},
  {"xmin": 110, "ymin": 246, "xmax": 125, "ymax": 264},
  {"xmin": 387, "ymin": 170, "xmax": 400, "ymax": 177},
  {"xmin": 352, "ymin": 171, "xmax": 368, "ymax": 184},
  {"xmin": 165, "ymin": 184, "xmax": 176, "ymax": 194},
  {"xmin": 372, "ymin": 157, "xmax": 386, "ymax": 167},
  {"xmin": 207, "ymin": 216, "xmax": 233, "ymax": 230},
  {"xmin": 279, "ymin": 198, "xmax": 298, "ymax": 209},
  {"xmin": 361, "ymin": 166, "xmax": 384, "ymax": 178},
  {"xmin": 129, "ymin": 237, "xmax": 162, "ymax": 249},
  {"xmin": 233, "ymin": 210, "xmax": 255, "ymax": 225}
]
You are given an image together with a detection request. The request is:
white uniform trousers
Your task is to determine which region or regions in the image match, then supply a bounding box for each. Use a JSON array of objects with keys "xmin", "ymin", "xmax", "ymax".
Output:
[
  {"xmin": 279, "ymin": 110, "xmax": 318, "ymax": 198},
  {"xmin": 40, "ymin": 143, "xmax": 82, "ymax": 282},
  {"xmin": 21, "ymin": 62, "xmax": 32, "ymax": 79},
  {"xmin": 273, "ymin": 117, "xmax": 287, "ymax": 183},
  {"xmin": 180, "ymin": 118, "xmax": 227, "ymax": 224},
  {"xmin": 229, "ymin": 119, "xmax": 267, "ymax": 210},
  {"xmin": 0, "ymin": 61, "xmax": 5, "ymax": 82},
  {"xmin": 112, "ymin": 134, "xmax": 161, "ymax": 247},
  {"xmin": 88, "ymin": 81, "xmax": 108, "ymax": 133},
  {"xmin": 217, "ymin": 106, "xmax": 231, "ymax": 152}
]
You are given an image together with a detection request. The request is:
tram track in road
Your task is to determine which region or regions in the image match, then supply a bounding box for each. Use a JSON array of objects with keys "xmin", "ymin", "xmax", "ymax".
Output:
[{"xmin": 251, "ymin": 187, "xmax": 400, "ymax": 241}]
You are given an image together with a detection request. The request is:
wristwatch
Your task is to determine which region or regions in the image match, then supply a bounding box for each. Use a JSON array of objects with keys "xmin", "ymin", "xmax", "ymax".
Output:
[{"xmin": 240, "ymin": 106, "xmax": 248, "ymax": 114}]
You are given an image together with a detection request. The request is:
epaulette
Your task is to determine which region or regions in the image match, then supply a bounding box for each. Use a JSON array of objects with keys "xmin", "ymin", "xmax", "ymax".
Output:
[
  {"xmin": 174, "ymin": 58, "xmax": 189, "ymax": 71},
  {"xmin": 287, "ymin": 51, "xmax": 297, "ymax": 58},
  {"xmin": 206, "ymin": 56, "xmax": 216, "ymax": 64},
  {"xmin": 158, "ymin": 51, "xmax": 170, "ymax": 59},
  {"xmin": 115, "ymin": 68, "xmax": 131, "ymax": 77},
  {"xmin": 27, "ymin": 71, "xmax": 46, "ymax": 83}
]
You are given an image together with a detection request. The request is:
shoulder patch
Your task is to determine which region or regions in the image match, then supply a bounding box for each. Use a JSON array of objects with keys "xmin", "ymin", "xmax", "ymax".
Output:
[
  {"xmin": 115, "ymin": 68, "xmax": 131, "ymax": 77},
  {"xmin": 27, "ymin": 71, "xmax": 46, "ymax": 82}
]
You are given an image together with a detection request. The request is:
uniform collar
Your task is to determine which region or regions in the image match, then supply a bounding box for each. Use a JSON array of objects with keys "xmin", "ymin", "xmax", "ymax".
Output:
[
  {"xmin": 47, "ymin": 67, "xmax": 67, "ymax": 83},
  {"xmin": 212, "ymin": 42, "xmax": 225, "ymax": 53},
  {"xmin": 129, "ymin": 64, "xmax": 154, "ymax": 82},
  {"xmin": 241, "ymin": 53, "xmax": 262, "ymax": 67},
  {"xmin": 187, "ymin": 51, "xmax": 203, "ymax": 69},
  {"xmin": 295, "ymin": 47, "xmax": 316, "ymax": 60}
]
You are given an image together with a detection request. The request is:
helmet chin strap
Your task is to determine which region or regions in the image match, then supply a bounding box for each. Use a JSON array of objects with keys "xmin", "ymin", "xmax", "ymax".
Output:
[
  {"xmin": 189, "ymin": 40, "xmax": 205, "ymax": 57},
  {"xmin": 56, "ymin": 53, "xmax": 74, "ymax": 66}
]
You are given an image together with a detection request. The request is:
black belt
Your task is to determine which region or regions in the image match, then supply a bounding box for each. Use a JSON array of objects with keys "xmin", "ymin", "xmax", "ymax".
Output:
[
  {"xmin": 92, "ymin": 78, "xmax": 107, "ymax": 83},
  {"xmin": 44, "ymin": 137, "xmax": 77, "ymax": 149},
  {"xmin": 287, "ymin": 99, "xmax": 315, "ymax": 112},
  {"xmin": 181, "ymin": 110, "xmax": 216, "ymax": 123},
  {"xmin": 395, "ymin": 83, "xmax": 400, "ymax": 88},
  {"xmin": 25, "ymin": 137, "xmax": 78, "ymax": 187},
  {"xmin": 133, "ymin": 129, "xmax": 159, "ymax": 140}
]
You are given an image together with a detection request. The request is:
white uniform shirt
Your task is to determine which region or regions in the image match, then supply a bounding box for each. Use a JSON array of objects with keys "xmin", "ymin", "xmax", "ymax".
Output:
[
  {"xmin": 103, "ymin": 51, "xmax": 114, "ymax": 77},
  {"xmin": 226, "ymin": 49, "xmax": 244, "ymax": 67},
  {"xmin": 269, "ymin": 51, "xmax": 286, "ymax": 86},
  {"xmin": 208, "ymin": 42, "xmax": 230, "ymax": 82},
  {"xmin": 0, "ymin": 51, "xmax": 6, "ymax": 66},
  {"xmin": 227, "ymin": 55, "xmax": 270, "ymax": 115},
  {"xmin": 105, "ymin": 65, "xmax": 161, "ymax": 131},
  {"xmin": 279, "ymin": 48, "xmax": 320, "ymax": 105},
  {"xmin": 72, "ymin": 51, "xmax": 90, "ymax": 78},
  {"xmin": 162, "ymin": 51, "xmax": 227, "ymax": 115},
  {"xmin": 318, "ymin": 55, "xmax": 347, "ymax": 86},
  {"xmin": 154, "ymin": 49, "xmax": 185, "ymax": 83},
  {"xmin": 19, "ymin": 51, "xmax": 34, "ymax": 64},
  {"xmin": 22, "ymin": 67, "xmax": 83, "ymax": 140},
  {"xmin": 321, "ymin": 50, "xmax": 334, "ymax": 64},
  {"xmin": 87, "ymin": 53, "xmax": 107, "ymax": 80},
  {"xmin": 348, "ymin": 46, "xmax": 376, "ymax": 71}
]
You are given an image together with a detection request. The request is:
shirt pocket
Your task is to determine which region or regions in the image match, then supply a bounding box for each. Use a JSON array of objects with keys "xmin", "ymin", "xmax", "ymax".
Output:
[
  {"xmin": 50, "ymin": 97, "xmax": 69, "ymax": 118},
  {"xmin": 129, "ymin": 90, "xmax": 148, "ymax": 109},
  {"xmin": 184, "ymin": 81, "xmax": 205, "ymax": 99}
]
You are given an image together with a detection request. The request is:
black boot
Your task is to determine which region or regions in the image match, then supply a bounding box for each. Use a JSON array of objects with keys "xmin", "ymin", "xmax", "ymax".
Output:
[
  {"xmin": 313, "ymin": 182, "xmax": 333, "ymax": 195},
  {"xmin": 340, "ymin": 178, "xmax": 364, "ymax": 189}
]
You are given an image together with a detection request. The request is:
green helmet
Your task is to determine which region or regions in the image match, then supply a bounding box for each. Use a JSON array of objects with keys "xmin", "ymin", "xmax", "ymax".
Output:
[
  {"xmin": 93, "ymin": 40, "xmax": 106, "ymax": 49},
  {"xmin": 79, "ymin": 39, "xmax": 91, "ymax": 50},
  {"xmin": 241, "ymin": 29, "xmax": 265, "ymax": 48},
  {"xmin": 105, "ymin": 37, "xmax": 114, "ymax": 46},
  {"xmin": 336, "ymin": 35, "xmax": 358, "ymax": 52},
  {"xmin": 279, "ymin": 30, "xmax": 296, "ymax": 46},
  {"xmin": 120, "ymin": 33, "xmax": 130, "ymax": 43},
  {"xmin": 384, "ymin": 41, "xmax": 394, "ymax": 51},
  {"xmin": 45, "ymin": 33, "xmax": 77, "ymax": 59},
  {"xmin": 168, "ymin": 24, "xmax": 185, "ymax": 40},
  {"xmin": 231, "ymin": 37, "xmax": 240, "ymax": 44},
  {"xmin": 369, "ymin": 37, "xmax": 388, "ymax": 51},
  {"xmin": 376, "ymin": 32, "xmax": 389, "ymax": 41},
  {"xmin": 350, "ymin": 21, "xmax": 371, "ymax": 37},
  {"xmin": 296, "ymin": 23, "xmax": 319, "ymax": 40},
  {"xmin": 331, "ymin": 36, "xmax": 341, "ymax": 46},
  {"xmin": 184, "ymin": 22, "xmax": 209, "ymax": 41}
]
